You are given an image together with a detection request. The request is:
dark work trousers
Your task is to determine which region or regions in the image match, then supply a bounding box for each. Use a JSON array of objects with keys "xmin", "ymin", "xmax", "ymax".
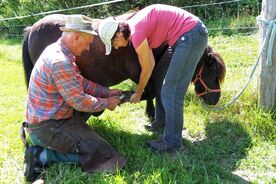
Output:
[{"xmin": 26, "ymin": 111, "xmax": 121, "ymax": 172}]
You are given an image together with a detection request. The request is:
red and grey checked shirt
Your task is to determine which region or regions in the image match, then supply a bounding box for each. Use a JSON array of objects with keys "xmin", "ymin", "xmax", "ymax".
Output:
[{"xmin": 26, "ymin": 39, "xmax": 109, "ymax": 124}]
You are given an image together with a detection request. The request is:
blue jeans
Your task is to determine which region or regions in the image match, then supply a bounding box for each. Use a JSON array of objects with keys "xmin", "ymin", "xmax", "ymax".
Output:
[{"xmin": 156, "ymin": 22, "xmax": 208, "ymax": 147}]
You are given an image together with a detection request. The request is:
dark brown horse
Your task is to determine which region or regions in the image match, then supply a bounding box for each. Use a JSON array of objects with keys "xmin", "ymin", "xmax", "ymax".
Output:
[{"xmin": 22, "ymin": 13, "xmax": 226, "ymax": 119}]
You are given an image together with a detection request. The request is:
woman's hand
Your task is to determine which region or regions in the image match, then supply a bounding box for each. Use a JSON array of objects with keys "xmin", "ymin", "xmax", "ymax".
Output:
[
  {"xmin": 131, "ymin": 39, "xmax": 154, "ymax": 104},
  {"xmin": 130, "ymin": 92, "xmax": 142, "ymax": 103}
]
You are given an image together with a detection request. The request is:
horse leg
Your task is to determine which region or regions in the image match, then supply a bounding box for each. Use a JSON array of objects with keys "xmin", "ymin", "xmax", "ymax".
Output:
[
  {"xmin": 141, "ymin": 80, "xmax": 156, "ymax": 121},
  {"xmin": 145, "ymin": 46, "xmax": 172, "ymax": 131},
  {"xmin": 146, "ymin": 98, "xmax": 155, "ymax": 121},
  {"xmin": 123, "ymin": 50, "xmax": 156, "ymax": 120}
]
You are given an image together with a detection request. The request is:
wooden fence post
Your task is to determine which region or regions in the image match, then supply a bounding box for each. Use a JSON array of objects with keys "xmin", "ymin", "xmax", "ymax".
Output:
[{"xmin": 259, "ymin": 0, "xmax": 276, "ymax": 108}]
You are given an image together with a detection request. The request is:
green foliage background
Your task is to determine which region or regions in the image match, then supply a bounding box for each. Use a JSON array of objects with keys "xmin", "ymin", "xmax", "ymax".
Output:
[{"xmin": 0, "ymin": 0, "xmax": 262, "ymax": 37}]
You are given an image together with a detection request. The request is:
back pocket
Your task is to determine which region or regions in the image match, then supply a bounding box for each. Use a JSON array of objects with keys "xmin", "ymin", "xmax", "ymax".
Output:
[{"xmin": 199, "ymin": 23, "xmax": 208, "ymax": 35}]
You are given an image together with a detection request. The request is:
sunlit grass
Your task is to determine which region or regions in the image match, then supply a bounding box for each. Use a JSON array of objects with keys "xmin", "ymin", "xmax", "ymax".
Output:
[{"xmin": 0, "ymin": 34, "xmax": 275, "ymax": 184}]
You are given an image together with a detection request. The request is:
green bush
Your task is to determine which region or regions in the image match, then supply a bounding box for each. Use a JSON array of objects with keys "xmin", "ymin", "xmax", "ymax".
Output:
[{"xmin": 0, "ymin": 0, "xmax": 262, "ymax": 37}]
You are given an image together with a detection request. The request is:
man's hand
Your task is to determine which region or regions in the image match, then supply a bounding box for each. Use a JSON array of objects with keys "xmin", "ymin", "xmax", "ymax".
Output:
[
  {"xmin": 109, "ymin": 89, "xmax": 123, "ymax": 97},
  {"xmin": 107, "ymin": 96, "xmax": 121, "ymax": 111}
]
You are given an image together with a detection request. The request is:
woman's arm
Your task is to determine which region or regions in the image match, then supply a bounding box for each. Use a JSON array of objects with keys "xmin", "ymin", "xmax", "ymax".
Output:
[{"xmin": 131, "ymin": 38, "xmax": 155, "ymax": 103}]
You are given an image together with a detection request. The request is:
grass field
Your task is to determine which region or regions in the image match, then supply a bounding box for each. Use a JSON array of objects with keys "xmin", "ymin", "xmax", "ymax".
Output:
[{"xmin": 0, "ymin": 34, "xmax": 275, "ymax": 184}]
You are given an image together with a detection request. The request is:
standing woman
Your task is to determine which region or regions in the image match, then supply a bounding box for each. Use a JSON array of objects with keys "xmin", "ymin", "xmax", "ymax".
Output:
[{"xmin": 99, "ymin": 4, "xmax": 208, "ymax": 153}]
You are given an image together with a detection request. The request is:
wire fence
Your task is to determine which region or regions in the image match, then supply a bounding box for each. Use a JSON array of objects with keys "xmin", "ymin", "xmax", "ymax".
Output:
[
  {"xmin": 0, "ymin": 0, "xmax": 260, "ymax": 38},
  {"xmin": 0, "ymin": 25, "xmax": 26, "ymax": 38},
  {"xmin": 0, "ymin": 0, "xmax": 125, "ymax": 21},
  {"xmin": 183, "ymin": 0, "xmax": 260, "ymax": 35}
]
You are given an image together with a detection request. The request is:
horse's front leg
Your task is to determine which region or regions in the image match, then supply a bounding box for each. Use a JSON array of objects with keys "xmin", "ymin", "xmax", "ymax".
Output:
[{"xmin": 124, "ymin": 52, "xmax": 156, "ymax": 120}]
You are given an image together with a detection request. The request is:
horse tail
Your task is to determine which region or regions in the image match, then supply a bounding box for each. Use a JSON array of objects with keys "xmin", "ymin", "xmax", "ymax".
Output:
[{"xmin": 22, "ymin": 26, "xmax": 33, "ymax": 89}]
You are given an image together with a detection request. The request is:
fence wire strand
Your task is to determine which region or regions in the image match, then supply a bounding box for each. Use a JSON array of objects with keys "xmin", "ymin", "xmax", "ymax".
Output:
[
  {"xmin": 0, "ymin": 0, "xmax": 260, "ymax": 38},
  {"xmin": 0, "ymin": 0, "xmax": 125, "ymax": 22}
]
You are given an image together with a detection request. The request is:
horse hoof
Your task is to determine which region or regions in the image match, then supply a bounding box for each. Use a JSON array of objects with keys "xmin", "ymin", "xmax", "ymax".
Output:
[
  {"xmin": 119, "ymin": 91, "xmax": 134, "ymax": 103},
  {"xmin": 144, "ymin": 123, "xmax": 164, "ymax": 132}
]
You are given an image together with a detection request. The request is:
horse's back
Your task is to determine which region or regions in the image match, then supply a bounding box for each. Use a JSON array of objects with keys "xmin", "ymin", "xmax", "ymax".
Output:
[{"xmin": 28, "ymin": 14, "xmax": 65, "ymax": 63}]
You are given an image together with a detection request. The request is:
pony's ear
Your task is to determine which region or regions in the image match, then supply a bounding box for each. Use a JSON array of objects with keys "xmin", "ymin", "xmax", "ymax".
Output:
[
  {"xmin": 206, "ymin": 53, "xmax": 215, "ymax": 65},
  {"xmin": 206, "ymin": 45, "xmax": 213, "ymax": 53}
]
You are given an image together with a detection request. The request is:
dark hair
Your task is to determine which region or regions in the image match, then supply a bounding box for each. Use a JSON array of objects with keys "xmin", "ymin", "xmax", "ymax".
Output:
[{"xmin": 112, "ymin": 22, "xmax": 130, "ymax": 40}]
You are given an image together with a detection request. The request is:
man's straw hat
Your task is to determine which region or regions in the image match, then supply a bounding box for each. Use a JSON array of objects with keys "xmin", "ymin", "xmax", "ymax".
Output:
[{"xmin": 60, "ymin": 14, "xmax": 98, "ymax": 35}]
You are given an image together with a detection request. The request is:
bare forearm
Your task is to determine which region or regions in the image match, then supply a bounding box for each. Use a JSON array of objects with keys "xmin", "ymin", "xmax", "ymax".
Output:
[
  {"xmin": 131, "ymin": 39, "xmax": 155, "ymax": 102},
  {"xmin": 136, "ymin": 69, "xmax": 152, "ymax": 94}
]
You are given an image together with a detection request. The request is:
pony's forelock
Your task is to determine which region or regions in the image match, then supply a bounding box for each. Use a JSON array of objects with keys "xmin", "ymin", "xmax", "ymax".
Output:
[{"xmin": 213, "ymin": 52, "xmax": 226, "ymax": 84}]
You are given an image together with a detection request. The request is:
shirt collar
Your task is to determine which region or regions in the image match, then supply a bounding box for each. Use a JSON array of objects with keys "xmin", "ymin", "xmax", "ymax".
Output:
[{"xmin": 57, "ymin": 38, "xmax": 76, "ymax": 63}]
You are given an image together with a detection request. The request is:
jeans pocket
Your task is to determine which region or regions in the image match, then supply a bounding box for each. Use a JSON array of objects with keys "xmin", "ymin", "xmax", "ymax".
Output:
[
  {"xmin": 47, "ymin": 128, "xmax": 77, "ymax": 153},
  {"xmin": 176, "ymin": 32, "xmax": 194, "ymax": 47},
  {"xmin": 33, "ymin": 127, "xmax": 78, "ymax": 153},
  {"xmin": 198, "ymin": 23, "xmax": 208, "ymax": 35}
]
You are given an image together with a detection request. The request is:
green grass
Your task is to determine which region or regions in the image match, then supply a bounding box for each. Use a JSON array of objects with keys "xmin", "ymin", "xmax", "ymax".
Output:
[
  {"xmin": 205, "ymin": 16, "xmax": 258, "ymax": 36},
  {"xmin": 0, "ymin": 34, "xmax": 275, "ymax": 184}
]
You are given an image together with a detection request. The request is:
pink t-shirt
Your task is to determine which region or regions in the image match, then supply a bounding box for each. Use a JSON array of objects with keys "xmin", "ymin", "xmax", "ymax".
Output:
[{"xmin": 127, "ymin": 4, "xmax": 199, "ymax": 49}]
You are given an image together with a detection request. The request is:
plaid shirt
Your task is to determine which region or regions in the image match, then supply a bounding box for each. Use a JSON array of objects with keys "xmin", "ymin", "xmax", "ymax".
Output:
[{"xmin": 26, "ymin": 39, "xmax": 109, "ymax": 124}]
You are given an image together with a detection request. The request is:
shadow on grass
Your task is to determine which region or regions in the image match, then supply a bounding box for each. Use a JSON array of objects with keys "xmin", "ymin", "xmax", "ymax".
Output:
[
  {"xmin": 39, "ymin": 118, "xmax": 252, "ymax": 184},
  {"xmin": 182, "ymin": 120, "xmax": 252, "ymax": 183},
  {"xmin": 92, "ymin": 118, "xmax": 252, "ymax": 183}
]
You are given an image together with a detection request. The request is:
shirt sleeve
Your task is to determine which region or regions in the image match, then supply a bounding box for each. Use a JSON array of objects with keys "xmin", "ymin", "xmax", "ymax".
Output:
[
  {"xmin": 50, "ymin": 61, "xmax": 108, "ymax": 112},
  {"xmin": 82, "ymin": 76, "xmax": 110, "ymax": 98},
  {"xmin": 131, "ymin": 32, "xmax": 146, "ymax": 49}
]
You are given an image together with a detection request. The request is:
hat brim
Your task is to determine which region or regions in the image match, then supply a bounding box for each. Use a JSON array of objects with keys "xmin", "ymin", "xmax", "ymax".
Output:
[
  {"xmin": 60, "ymin": 27, "xmax": 98, "ymax": 35},
  {"xmin": 105, "ymin": 42, "xmax": 112, "ymax": 55}
]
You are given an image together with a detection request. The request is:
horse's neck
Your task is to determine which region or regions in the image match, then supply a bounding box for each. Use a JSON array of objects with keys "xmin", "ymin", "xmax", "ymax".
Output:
[
  {"xmin": 115, "ymin": 11, "xmax": 138, "ymax": 21},
  {"xmin": 93, "ymin": 11, "xmax": 137, "ymax": 30}
]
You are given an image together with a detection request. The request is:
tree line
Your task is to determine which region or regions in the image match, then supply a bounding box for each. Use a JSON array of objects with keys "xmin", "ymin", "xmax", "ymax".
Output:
[
  {"xmin": 0, "ymin": 0, "xmax": 262, "ymax": 36},
  {"xmin": 0, "ymin": 0, "xmax": 261, "ymax": 25}
]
